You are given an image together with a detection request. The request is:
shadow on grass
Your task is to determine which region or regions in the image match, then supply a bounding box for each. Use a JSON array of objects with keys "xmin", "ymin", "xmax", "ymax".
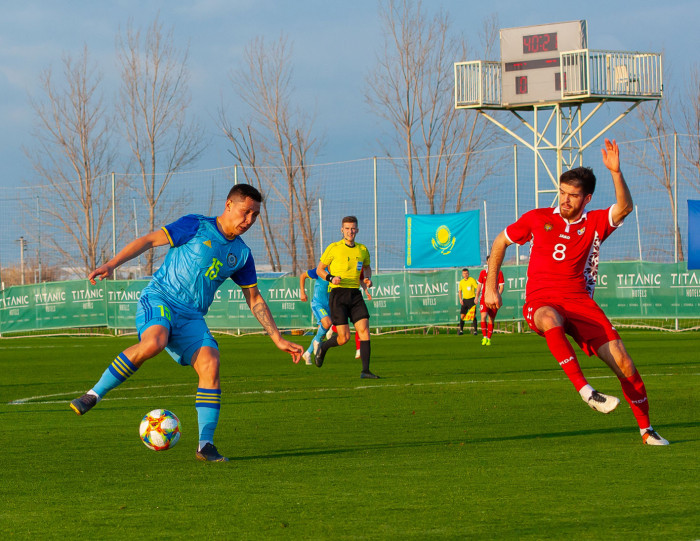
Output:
[{"xmin": 230, "ymin": 421, "xmax": 699, "ymax": 461}]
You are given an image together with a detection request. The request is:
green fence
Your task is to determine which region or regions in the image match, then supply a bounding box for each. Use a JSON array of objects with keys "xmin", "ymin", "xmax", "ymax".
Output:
[{"xmin": 1, "ymin": 262, "xmax": 698, "ymax": 334}]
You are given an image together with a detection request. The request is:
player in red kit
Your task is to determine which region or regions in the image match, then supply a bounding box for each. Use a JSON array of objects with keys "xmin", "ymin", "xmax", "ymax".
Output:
[
  {"xmin": 484, "ymin": 138, "xmax": 668, "ymax": 445},
  {"xmin": 474, "ymin": 258, "xmax": 504, "ymax": 346}
]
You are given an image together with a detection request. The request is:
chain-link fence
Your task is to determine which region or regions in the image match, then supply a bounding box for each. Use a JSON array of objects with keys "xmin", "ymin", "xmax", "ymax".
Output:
[{"xmin": 1, "ymin": 134, "xmax": 698, "ymax": 287}]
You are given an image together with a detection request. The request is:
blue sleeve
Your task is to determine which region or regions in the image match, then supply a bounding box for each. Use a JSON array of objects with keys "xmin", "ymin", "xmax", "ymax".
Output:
[
  {"xmin": 162, "ymin": 215, "xmax": 200, "ymax": 247},
  {"xmin": 232, "ymin": 252, "xmax": 258, "ymax": 288},
  {"xmin": 306, "ymin": 268, "xmax": 319, "ymax": 280}
]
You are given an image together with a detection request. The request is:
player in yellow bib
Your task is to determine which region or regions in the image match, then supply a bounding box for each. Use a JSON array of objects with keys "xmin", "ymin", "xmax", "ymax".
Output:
[{"xmin": 314, "ymin": 216, "xmax": 378, "ymax": 378}]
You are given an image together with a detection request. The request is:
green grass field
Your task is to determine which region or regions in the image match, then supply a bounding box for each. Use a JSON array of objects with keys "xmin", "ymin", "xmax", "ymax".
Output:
[{"xmin": 1, "ymin": 331, "xmax": 698, "ymax": 539}]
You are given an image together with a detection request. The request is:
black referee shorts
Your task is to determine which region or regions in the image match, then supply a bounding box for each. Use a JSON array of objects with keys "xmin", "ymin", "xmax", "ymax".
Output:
[
  {"xmin": 460, "ymin": 297, "xmax": 476, "ymax": 316},
  {"xmin": 328, "ymin": 287, "xmax": 370, "ymax": 326}
]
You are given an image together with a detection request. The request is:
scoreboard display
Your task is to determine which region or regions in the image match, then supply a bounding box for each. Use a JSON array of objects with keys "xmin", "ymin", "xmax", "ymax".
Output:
[{"xmin": 500, "ymin": 20, "xmax": 587, "ymax": 106}]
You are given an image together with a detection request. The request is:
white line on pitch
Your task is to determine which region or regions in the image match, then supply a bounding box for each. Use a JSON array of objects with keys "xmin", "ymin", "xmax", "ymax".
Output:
[{"xmin": 7, "ymin": 372, "xmax": 697, "ymax": 406}]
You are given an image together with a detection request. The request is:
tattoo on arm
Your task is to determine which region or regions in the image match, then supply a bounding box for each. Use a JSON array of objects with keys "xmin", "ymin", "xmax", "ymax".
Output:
[{"xmin": 252, "ymin": 300, "xmax": 278, "ymax": 336}]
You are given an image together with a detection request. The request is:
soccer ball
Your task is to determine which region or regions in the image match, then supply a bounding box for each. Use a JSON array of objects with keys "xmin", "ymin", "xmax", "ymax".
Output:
[{"xmin": 139, "ymin": 409, "xmax": 181, "ymax": 451}]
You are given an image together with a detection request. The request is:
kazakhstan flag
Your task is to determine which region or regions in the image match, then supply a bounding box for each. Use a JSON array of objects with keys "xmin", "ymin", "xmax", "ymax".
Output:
[{"xmin": 405, "ymin": 210, "xmax": 480, "ymax": 268}]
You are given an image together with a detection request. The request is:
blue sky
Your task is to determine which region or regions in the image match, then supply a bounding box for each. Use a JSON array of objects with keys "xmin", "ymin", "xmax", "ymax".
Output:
[{"xmin": 0, "ymin": 0, "xmax": 697, "ymax": 189}]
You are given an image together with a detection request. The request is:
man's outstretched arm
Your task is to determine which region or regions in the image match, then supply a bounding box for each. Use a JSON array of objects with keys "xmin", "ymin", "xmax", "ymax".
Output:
[
  {"xmin": 88, "ymin": 230, "xmax": 169, "ymax": 284},
  {"xmin": 484, "ymin": 232, "xmax": 512, "ymax": 310},
  {"xmin": 243, "ymin": 286, "xmax": 303, "ymax": 363},
  {"xmin": 602, "ymin": 138, "xmax": 633, "ymax": 225}
]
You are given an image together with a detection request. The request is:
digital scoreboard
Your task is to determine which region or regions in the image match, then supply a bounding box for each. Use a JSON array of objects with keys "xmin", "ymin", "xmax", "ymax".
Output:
[{"xmin": 500, "ymin": 20, "xmax": 587, "ymax": 105}]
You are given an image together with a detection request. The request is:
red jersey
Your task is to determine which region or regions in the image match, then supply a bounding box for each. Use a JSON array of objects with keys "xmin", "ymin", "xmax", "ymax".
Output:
[
  {"xmin": 477, "ymin": 268, "xmax": 504, "ymax": 304},
  {"xmin": 505, "ymin": 206, "xmax": 618, "ymax": 300}
]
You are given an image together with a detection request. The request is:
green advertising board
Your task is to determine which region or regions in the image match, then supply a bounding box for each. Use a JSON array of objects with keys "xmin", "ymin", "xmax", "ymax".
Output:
[
  {"xmin": 0, "ymin": 280, "xmax": 107, "ymax": 333},
  {"xmin": 1, "ymin": 262, "xmax": 698, "ymax": 334}
]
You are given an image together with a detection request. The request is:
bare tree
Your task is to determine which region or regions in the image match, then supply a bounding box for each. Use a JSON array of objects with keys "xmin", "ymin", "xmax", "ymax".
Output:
[
  {"xmin": 116, "ymin": 16, "xmax": 207, "ymax": 274},
  {"xmin": 679, "ymin": 63, "xmax": 700, "ymax": 191},
  {"xmin": 219, "ymin": 34, "xmax": 320, "ymax": 274},
  {"xmin": 366, "ymin": 0, "xmax": 501, "ymax": 214},
  {"xmin": 221, "ymin": 126, "xmax": 283, "ymax": 271},
  {"xmin": 627, "ymin": 89, "xmax": 684, "ymax": 261},
  {"xmin": 25, "ymin": 46, "xmax": 117, "ymax": 275}
]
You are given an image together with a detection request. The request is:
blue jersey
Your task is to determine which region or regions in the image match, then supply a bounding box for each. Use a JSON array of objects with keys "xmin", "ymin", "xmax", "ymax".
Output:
[
  {"xmin": 305, "ymin": 268, "xmax": 330, "ymax": 309},
  {"xmin": 145, "ymin": 214, "xmax": 257, "ymax": 316}
]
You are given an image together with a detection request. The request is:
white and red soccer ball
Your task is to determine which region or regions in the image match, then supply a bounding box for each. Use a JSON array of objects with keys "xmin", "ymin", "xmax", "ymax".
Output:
[{"xmin": 139, "ymin": 409, "xmax": 181, "ymax": 451}]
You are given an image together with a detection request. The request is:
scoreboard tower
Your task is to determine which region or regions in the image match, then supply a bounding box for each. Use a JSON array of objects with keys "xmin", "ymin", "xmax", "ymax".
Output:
[
  {"xmin": 501, "ymin": 21, "xmax": 586, "ymax": 107},
  {"xmin": 454, "ymin": 20, "xmax": 662, "ymax": 208}
]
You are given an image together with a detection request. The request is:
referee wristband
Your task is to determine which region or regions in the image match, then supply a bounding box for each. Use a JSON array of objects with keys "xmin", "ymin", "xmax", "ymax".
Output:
[{"xmin": 325, "ymin": 274, "xmax": 335, "ymax": 283}]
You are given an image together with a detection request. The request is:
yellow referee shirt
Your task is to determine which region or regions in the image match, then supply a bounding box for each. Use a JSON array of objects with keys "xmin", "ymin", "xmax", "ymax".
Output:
[
  {"xmin": 320, "ymin": 240, "xmax": 370, "ymax": 289},
  {"xmin": 459, "ymin": 277, "xmax": 478, "ymax": 300}
]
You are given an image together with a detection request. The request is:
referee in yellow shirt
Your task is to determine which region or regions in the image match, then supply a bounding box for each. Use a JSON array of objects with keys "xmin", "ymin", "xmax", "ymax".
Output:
[
  {"xmin": 314, "ymin": 216, "xmax": 378, "ymax": 378},
  {"xmin": 458, "ymin": 268, "xmax": 479, "ymax": 335}
]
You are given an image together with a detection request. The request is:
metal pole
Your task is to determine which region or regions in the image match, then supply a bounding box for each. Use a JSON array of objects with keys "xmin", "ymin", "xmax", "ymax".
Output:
[
  {"xmin": 673, "ymin": 132, "xmax": 678, "ymax": 264},
  {"xmin": 234, "ymin": 164, "xmax": 238, "ymax": 185},
  {"xmin": 635, "ymin": 207, "xmax": 642, "ymax": 261},
  {"xmin": 111, "ymin": 172, "xmax": 116, "ymax": 259},
  {"xmin": 534, "ymin": 107, "xmax": 539, "ymax": 209},
  {"xmin": 133, "ymin": 198, "xmax": 141, "ymax": 277},
  {"xmin": 36, "ymin": 196, "xmax": 42, "ymax": 282},
  {"xmin": 318, "ymin": 198, "xmax": 323, "ymax": 254},
  {"xmin": 673, "ymin": 132, "xmax": 679, "ymax": 332},
  {"xmin": 373, "ymin": 156, "xmax": 378, "ymax": 274},
  {"xmin": 19, "ymin": 236, "xmax": 25, "ymax": 285},
  {"xmin": 483, "ymin": 201, "xmax": 489, "ymax": 257},
  {"xmin": 514, "ymin": 144, "xmax": 520, "ymax": 264}
]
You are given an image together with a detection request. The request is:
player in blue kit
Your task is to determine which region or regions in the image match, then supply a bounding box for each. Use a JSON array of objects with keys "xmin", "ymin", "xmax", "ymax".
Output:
[
  {"xmin": 70, "ymin": 184, "xmax": 303, "ymax": 462},
  {"xmin": 299, "ymin": 267, "xmax": 332, "ymax": 365}
]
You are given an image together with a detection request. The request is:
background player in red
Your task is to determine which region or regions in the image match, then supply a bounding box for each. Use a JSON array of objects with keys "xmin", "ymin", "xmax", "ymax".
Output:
[
  {"xmin": 474, "ymin": 256, "xmax": 504, "ymax": 346},
  {"xmin": 484, "ymin": 138, "xmax": 668, "ymax": 445}
]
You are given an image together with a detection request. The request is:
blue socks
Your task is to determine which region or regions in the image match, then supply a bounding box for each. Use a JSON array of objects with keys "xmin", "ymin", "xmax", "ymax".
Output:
[
  {"xmin": 196, "ymin": 388, "xmax": 221, "ymax": 448},
  {"xmin": 306, "ymin": 325, "xmax": 329, "ymax": 354},
  {"xmin": 306, "ymin": 325, "xmax": 328, "ymax": 353},
  {"xmin": 92, "ymin": 353, "xmax": 138, "ymax": 397},
  {"xmin": 92, "ymin": 355, "xmax": 223, "ymax": 451}
]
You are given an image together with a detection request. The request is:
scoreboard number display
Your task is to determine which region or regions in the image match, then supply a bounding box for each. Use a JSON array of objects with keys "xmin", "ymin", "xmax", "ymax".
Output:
[{"xmin": 500, "ymin": 21, "xmax": 587, "ymax": 105}]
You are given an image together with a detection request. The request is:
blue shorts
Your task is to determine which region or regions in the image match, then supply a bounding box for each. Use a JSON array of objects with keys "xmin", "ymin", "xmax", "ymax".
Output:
[
  {"xmin": 135, "ymin": 290, "xmax": 218, "ymax": 366},
  {"xmin": 311, "ymin": 301, "xmax": 330, "ymax": 323}
]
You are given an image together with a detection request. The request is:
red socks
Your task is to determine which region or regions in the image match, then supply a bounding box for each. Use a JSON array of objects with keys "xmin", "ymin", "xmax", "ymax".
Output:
[
  {"xmin": 480, "ymin": 321, "xmax": 494, "ymax": 338},
  {"xmin": 618, "ymin": 371, "xmax": 651, "ymax": 429},
  {"xmin": 544, "ymin": 327, "xmax": 588, "ymax": 391}
]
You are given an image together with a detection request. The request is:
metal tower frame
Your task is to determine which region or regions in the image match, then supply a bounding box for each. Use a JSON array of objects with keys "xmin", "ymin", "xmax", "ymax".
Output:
[{"xmin": 455, "ymin": 38, "xmax": 663, "ymax": 208}]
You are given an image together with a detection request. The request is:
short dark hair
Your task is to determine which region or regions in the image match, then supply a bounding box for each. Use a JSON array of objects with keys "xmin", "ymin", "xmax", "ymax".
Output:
[
  {"xmin": 462, "ymin": 268, "xmax": 468, "ymax": 272},
  {"xmin": 560, "ymin": 167, "xmax": 597, "ymax": 196},
  {"xmin": 342, "ymin": 215, "xmax": 358, "ymax": 226},
  {"xmin": 227, "ymin": 183, "xmax": 263, "ymax": 203}
]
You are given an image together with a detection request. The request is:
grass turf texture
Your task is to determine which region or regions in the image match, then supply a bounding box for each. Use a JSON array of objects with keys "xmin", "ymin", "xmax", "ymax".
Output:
[{"xmin": 0, "ymin": 331, "xmax": 697, "ymax": 539}]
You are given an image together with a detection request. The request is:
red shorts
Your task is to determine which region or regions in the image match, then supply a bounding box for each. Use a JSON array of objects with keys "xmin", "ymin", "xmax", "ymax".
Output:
[
  {"xmin": 479, "ymin": 301, "xmax": 498, "ymax": 319},
  {"xmin": 523, "ymin": 294, "xmax": 620, "ymax": 357}
]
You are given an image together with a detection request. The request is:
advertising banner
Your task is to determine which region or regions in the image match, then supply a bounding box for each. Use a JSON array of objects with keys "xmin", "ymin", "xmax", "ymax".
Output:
[
  {"xmin": 1, "ymin": 263, "xmax": 698, "ymax": 334},
  {"xmin": 0, "ymin": 280, "xmax": 107, "ymax": 333}
]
